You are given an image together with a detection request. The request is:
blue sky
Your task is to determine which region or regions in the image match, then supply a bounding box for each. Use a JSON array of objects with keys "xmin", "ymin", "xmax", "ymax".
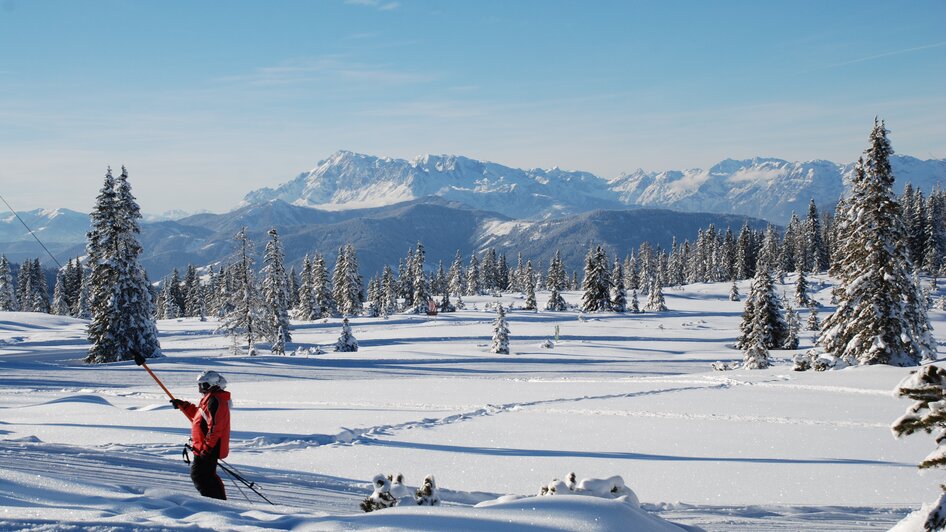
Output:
[{"xmin": 1, "ymin": 0, "xmax": 944, "ymax": 214}]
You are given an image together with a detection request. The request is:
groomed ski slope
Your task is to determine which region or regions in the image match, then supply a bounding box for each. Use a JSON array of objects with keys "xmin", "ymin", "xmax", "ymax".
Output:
[{"xmin": 0, "ymin": 274, "xmax": 940, "ymax": 530}]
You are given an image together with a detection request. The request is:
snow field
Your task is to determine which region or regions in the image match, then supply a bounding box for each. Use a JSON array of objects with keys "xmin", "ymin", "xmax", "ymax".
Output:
[{"xmin": 1, "ymin": 275, "xmax": 943, "ymax": 529}]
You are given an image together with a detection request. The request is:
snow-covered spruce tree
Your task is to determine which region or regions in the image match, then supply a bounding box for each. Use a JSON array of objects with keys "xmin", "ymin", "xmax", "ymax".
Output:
[
  {"xmin": 737, "ymin": 267, "xmax": 788, "ymax": 351},
  {"xmin": 296, "ymin": 255, "xmax": 317, "ymax": 320},
  {"xmin": 743, "ymin": 321, "xmax": 771, "ymax": 370},
  {"xmin": 465, "ymin": 255, "xmax": 481, "ymax": 296},
  {"xmin": 804, "ymin": 199, "xmax": 829, "ymax": 272},
  {"xmin": 545, "ymin": 285, "xmax": 567, "ymax": 312},
  {"xmin": 580, "ymin": 246, "xmax": 611, "ymax": 312},
  {"xmin": 52, "ymin": 269, "xmax": 71, "ymax": 315},
  {"xmin": 729, "ymin": 279, "xmax": 740, "ymax": 302},
  {"xmin": 892, "ymin": 365, "xmax": 946, "ymax": 530},
  {"xmin": 286, "ymin": 266, "xmax": 300, "ymax": 310},
  {"xmin": 334, "ymin": 317, "xmax": 358, "ymax": 352},
  {"xmin": 610, "ymin": 259, "xmax": 627, "ymax": 313},
  {"xmin": 85, "ymin": 167, "xmax": 161, "ymax": 363},
  {"xmin": 807, "ymin": 303, "xmax": 820, "ymax": 331},
  {"xmin": 262, "ymin": 227, "xmax": 292, "ymax": 352},
  {"xmin": 161, "ymin": 279, "xmax": 179, "ymax": 319},
  {"xmin": 0, "ymin": 255, "xmax": 17, "ymax": 311},
  {"xmin": 784, "ymin": 303, "xmax": 800, "ymax": 350},
  {"xmin": 332, "ymin": 244, "xmax": 363, "ymax": 317},
  {"xmin": 644, "ymin": 278, "xmax": 667, "ymax": 312},
  {"xmin": 819, "ymin": 120, "xmax": 935, "ymax": 366},
  {"xmin": 312, "ymin": 253, "xmax": 335, "ymax": 318},
  {"xmin": 490, "ymin": 305, "xmax": 510, "ymax": 354},
  {"xmin": 360, "ymin": 474, "xmax": 396, "ymax": 512},
  {"xmin": 381, "ymin": 264, "xmax": 397, "ymax": 316},
  {"xmin": 365, "ymin": 277, "xmax": 381, "ymax": 317},
  {"xmin": 523, "ymin": 261, "xmax": 537, "ymax": 311},
  {"xmin": 629, "ymin": 289, "xmax": 640, "ymax": 313},
  {"xmin": 411, "ymin": 242, "xmax": 429, "ymax": 313},
  {"xmin": 794, "ymin": 268, "xmax": 812, "ymax": 308},
  {"xmin": 448, "ymin": 249, "xmax": 465, "ymax": 297},
  {"xmin": 72, "ymin": 265, "xmax": 90, "ymax": 319},
  {"xmin": 219, "ymin": 227, "xmax": 270, "ymax": 355},
  {"xmin": 15, "ymin": 259, "xmax": 31, "ymax": 310}
]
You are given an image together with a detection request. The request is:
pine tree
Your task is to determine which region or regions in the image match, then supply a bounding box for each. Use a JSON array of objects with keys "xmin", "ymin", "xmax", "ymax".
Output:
[
  {"xmin": 0, "ymin": 255, "xmax": 17, "ymax": 311},
  {"xmin": 807, "ymin": 303, "xmax": 820, "ymax": 331},
  {"xmin": 16, "ymin": 259, "xmax": 32, "ymax": 310},
  {"xmin": 448, "ymin": 250, "xmax": 465, "ymax": 297},
  {"xmin": 220, "ymin": 227, "xmax": 269, "ymax": 355},
  {"xmin": 580, "ymin": 246, "xmax": 611, "ymax": 312},
  {"xmin": 629, "ymin": 289, "xmax": 640, "ymax": 313},
  {"xmin": 729, "ymin": 279, "xmax": 740, "ymax": 302},
  {"xmin": 411, "ymin": 242, "xmax": 429, "ymax": 313},
  {"xmin": 794, "ymin": 269, "xmax": 812, "ymax": 308},
  {"xmin": 52, "ymin": 269, "xmax": 71, "ymax": 315},
  {"xmin": 490, "ymin": 305, "xmax": 510, "ymax": 354},
  {"xmin": 262, "ymin": 227, "xmax": 292, "ymax": 350},
  {"xmin": 738, "ymin": 267, "xmax": 788, "ymax": 350},
  {"xmin": 334, "ymin": 317, "xmax": 358, "ymax": 352},
  {"xmin": 644, "ymin": 278, "xmax": 667, "ymax": 312},
  {"xmin": 381, "ymin": 264, "xmax": 397, "ymax": 316},
  {"xmin": 86, "ymin": 167, "xmax": 161, "ymax": 363},
  {"xmin": 466, "ymin": 255, "xmax": 481, "ymax": 296},
  {"xmin": 610, "ymin": 259, "xmax": 626, "ymax": 312},
  {"xmin": 366, "ymin": 277, "xmax": 381, "ymax": 317},
  {"xmin": 522, "ymin": 261, "xmax": 537, "ymax": 311},
  {"xmin": 784, "ymin": 303, "xmax": 800, "ymax": 350},
  {"xmin": 819, "ymin": 120, "xmax": 935, "ymax": 366},
  {"xmin": 286, "ymin": 266, "xmax": 300, "ymax": 310},
  {"xmin": 312, "ymin": 253, "xmax": 335, "ymax": 318},
  {"xmin": 892, "ymin": 365, "xmax": 946, "ymax": 530},
  {"xmin": 296, "ymin": 255, "xmax": 318, "ymax": 320},
  {"xmin": 161, "ymin": 278, "xmax": 179, "ymax": 319}
]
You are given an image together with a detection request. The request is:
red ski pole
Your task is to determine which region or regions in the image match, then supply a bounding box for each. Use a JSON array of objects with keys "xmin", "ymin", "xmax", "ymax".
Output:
[{"xmin": 133, "ymin": 353, "xmax": 176, "ymax": 400}]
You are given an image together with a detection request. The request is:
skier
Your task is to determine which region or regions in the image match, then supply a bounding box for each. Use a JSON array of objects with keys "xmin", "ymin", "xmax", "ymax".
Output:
[{"xmin": 170, "ymin": 371, "xmax": 231, "ymax": 500}]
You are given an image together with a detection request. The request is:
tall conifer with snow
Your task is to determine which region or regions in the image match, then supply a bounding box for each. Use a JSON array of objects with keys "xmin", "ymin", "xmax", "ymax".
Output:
[
  {"xmin": 381, "ymin": 264, "xmax": 397, "ymax": 315},
  {"xmin": 644, "ymin": 278, "xmax": 667, "ymax": 312},
  {"xmin": 296, "ymin": 255, "xmax": 318, "ymax": 320},
  {"xmin": 220, "ymin": 227, "xmax": 269, "ymax": 355},
  {"xmin": 490, "ymin": 305, "xmax": 510, "ymax": 354},
  {"xmin": 892, "ymin": 365, "xmax": 946, "ymax": 530},
  {"xmin": 523, "ymin": 261, "xmax": 537, "ymax": 311},
  {"xmin": 262, "ymin": 227, "xmax": 292, "ymax": 352},
  {"xmin": 411, "ymin": 242, "xmax": 429, "ymax": 313},
  {"xmin": 0, "ymin": 255, "xmax": 18, "ymax": 311},
  {"xmin": 52, "ymin": 269, "xmax": 71, "ymax": 315},
  {"xmin": 312, "ymin": 253, "xmax": 335, "ymax": 318},
  {"xmin": 447, "ymin": 250, "xmax": 465, "ymax": 297},
  {"xmin": 819, "ymin": 120, "xmax": 935, "ymax": 366},
  {"xmin": 466, "ymin": 255, "xmax": 481, "ymax": 296},
  {"xmin": 737, "ymin": 267, "xmax": 788, "ymax": 351},
  {"xmin": 610, "ymin": 260, "xmax": 627, "ymax": 313},
  {"xmin": 332, "ymin": 244, "xmax": 363, "ymax": 316},
  {"xmin": 86, "ymin": 167, "xmax": 160, "ymax": 363},
  {"xmin": 629, "ymin": 289, "xmax": 640, "ymax": 313},
  {"xmin": 729, "ymin": 279, "xmax": 740, "ymax": 302},
  {"xmin": 580, "ymin": 246, "xmax": 611, "ymax": 312}
]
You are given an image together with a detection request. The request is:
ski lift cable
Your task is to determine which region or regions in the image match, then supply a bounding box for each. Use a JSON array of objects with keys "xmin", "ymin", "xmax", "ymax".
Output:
[{"xmin": 0, "ymin": 192, "xmax": 64, "ymax": 269}]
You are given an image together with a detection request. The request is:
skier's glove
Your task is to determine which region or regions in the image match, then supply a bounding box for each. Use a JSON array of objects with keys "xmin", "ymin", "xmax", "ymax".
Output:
[
  {"xmin": 170, "ymin": 399, "xmax": 186, "ymax": 410},
  {"xmin": 133, "ymin": 353, "xmax": 145, "ymax": 366}
]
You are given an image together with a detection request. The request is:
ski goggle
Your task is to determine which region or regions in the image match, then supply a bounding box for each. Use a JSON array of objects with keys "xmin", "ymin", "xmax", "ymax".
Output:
[{"xmin": 198, "ymin": 382, "xmax": 212, "ymax": 393}]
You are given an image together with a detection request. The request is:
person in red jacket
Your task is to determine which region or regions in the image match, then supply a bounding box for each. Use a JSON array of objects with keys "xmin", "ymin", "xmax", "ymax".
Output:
[{"xmin": 171, "ymin": 370, "xmax": 231, "ymax": 500}]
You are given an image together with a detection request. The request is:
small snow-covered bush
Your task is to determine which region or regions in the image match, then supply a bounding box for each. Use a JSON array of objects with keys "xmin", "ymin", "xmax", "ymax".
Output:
[
  {"xmin": 791, "ymin": 349, "xmax": 847, "ymax": 372},
  {"xmin": 414, "ymin": 475, "xmax": 441, "ymax": 506},
  {"xmin": 538, "ymin": 473, "xmax": 639, "ymax": 508},
  {"xmin": 360, "ymin": 474, "xmax": 397, "ymax": 512},
  {"xmin": 711, "ymin": 361, "xmax": 736, "ymax": 371},
  {"xmin": 540, "ymin": 339, "xmax": 555, "ymax": 349}
]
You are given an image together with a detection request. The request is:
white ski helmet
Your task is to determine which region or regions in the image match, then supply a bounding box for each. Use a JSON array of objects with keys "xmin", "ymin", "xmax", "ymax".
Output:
[{"xmin": 197, "ymin": 370, "xmax": 227, "ymax": 391}]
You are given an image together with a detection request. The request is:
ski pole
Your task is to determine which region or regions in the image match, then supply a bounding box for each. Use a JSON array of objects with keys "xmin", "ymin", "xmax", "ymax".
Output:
[{"xmin": 133, "ymin": 353, "xmax": 175, "ymax": 400}]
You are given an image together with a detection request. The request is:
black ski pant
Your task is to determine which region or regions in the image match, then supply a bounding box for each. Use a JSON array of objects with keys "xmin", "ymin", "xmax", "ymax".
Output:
[{"xmin": 190, "ymin": 447, "xmax": 227, "ymax": 500}]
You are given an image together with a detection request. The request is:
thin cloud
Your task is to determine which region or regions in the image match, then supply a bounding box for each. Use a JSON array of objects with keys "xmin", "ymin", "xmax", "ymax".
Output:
[
  {"xmin": 827, "ymin": 41, "xmax": 946, "ymax": 68},
  {"xmin": 344, "ymin": 0, "xmax": 400, "ymax": 10},
  {"xmin": 215, "ymin": 55, "xmax": 436, "ymax": 87}
]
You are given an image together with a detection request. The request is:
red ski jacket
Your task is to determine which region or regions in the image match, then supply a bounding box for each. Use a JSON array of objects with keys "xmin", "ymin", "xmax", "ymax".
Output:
[{"xmin": 179, "ymin": 390, "xmax": 231, "ymax": 458}]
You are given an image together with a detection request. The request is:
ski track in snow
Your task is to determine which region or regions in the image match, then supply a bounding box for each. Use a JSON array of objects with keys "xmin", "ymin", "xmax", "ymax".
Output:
[{"xmin": 234, "ymin": 382, "xmax": 732, "ymax": 453}]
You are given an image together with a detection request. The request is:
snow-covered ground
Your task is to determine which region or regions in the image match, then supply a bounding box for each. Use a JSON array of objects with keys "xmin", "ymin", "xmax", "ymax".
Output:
[{"xmin": 0, "ymin": 275, "xmax": 941, "ymax": 530}]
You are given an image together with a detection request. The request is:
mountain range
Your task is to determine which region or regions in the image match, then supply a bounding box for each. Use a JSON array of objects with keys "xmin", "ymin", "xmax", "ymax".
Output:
[
  {"xmin": 245, "ymin": 151, "xmax": 946, "ymax": 223},
  {"xmin": 2, "ymin": 150, "xmax": 944, "ymax": 279}
]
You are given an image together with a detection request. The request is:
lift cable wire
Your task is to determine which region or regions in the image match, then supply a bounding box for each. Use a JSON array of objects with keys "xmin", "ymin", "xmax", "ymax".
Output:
[{"xmin": 0, "ymin": 192, "xmax": 64, "ymax": 269}]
